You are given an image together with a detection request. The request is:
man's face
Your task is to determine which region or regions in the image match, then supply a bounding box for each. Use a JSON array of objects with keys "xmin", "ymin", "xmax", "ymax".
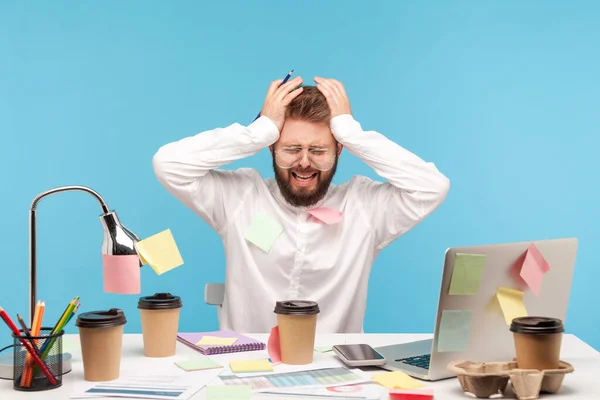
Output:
[{"xmin": 271, "ymin": 118, "xmax": 341, "ymax": 208}]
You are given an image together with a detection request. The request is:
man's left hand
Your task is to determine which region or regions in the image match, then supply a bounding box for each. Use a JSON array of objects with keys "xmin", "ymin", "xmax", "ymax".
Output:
[{"xmin": 314, "ymin": 77, "xmax": 352, "ymax": 118}]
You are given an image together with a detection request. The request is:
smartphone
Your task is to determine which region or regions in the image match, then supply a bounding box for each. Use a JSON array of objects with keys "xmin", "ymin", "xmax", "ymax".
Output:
[{"xmin": 332, "ymin": 344, "xmax": 386, "ymax": 367}]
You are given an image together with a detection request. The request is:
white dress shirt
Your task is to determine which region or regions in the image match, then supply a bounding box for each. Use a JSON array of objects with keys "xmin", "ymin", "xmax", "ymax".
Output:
[{"xmin": 152, "ymin": 114, "xmax": 450, "ymax": 333}]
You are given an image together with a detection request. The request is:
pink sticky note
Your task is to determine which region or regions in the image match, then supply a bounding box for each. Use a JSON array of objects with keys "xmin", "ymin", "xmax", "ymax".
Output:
[
  {"xmin": 519, "ymin": 244, "xmax": 550, "ymax": 296},
  {"xmin": 308, "ymin": 207, "xmax": 342, "ymax": 224},
  {"xmin": 390, "ymin": 388, "xmax": 434, "ymax": 399},
  {"xmin": 102, "ymin": 254, "xmax": 141, "ymax": 294},
  {"xmin": 267, "ymin": 326, "xmax": 281, "ymax": 364}
]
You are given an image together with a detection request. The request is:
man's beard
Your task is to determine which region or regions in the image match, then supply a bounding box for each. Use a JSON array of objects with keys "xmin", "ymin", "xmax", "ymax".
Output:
[{"xmin": 273, "ymin": 156, "xmax": 338, "ymax": 208}]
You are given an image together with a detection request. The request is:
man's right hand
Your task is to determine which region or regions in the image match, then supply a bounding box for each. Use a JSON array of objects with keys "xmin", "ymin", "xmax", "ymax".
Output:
[{"xmin": 259, "ymin": 76, "xmax": 303, "ymax": 132}]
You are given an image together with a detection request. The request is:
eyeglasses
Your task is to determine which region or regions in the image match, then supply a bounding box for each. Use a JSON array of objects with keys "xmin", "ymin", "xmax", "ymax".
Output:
[{"xmin": 274, "ymin": 146, "xmax": 336, "ymax": 171}]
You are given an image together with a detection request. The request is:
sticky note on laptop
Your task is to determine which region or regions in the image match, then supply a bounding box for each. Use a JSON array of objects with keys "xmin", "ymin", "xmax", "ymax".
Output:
[
  {"xmin": 244, "ymin": 213, "xmax": 284, "ymax": 253},
  {"xmin": 229, "ymin": 359, "xmax": 273, "ymax": 373},
  {"xmin": 206, "ymin": 385, "xmax": 252, "ymax": 400},
  {"xmin": 496, "ymin": 287, "xmax": 528, "ymax": 325},
  {"xmin": 175, "ymin": 357, "xmax": 222, "ymax": 371},
  {"xmin": 196, "ymin": 336, "xmax": 238, "ymax": 346},
  {"xmin": 519, "ymin": 244, "xmax": 550, "ymax": 297},
  {"xmin": 449, "ymin": 253, "xmax": 486, "ymax": 295},
  {"xmin": 372, "ymin": 371, "xmax": 425, "ymax": 389},
  {"xmin": 134, "ymin": 229, "xmax": 184, "ymax": 275},
  {"xmin": 437, "ymin": 310, "xmax": 472, "ymax": 352}
]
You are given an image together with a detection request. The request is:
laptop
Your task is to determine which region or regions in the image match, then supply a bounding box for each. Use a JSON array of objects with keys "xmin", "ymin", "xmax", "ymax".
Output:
[{"xmin": 374, "ymin": 238, "xmax": 578, "ymax": 381}]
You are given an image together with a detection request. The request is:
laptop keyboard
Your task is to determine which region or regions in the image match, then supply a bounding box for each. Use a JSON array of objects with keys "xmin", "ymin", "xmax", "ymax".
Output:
[{"xmin": 395, "ymin": 354, "xmax": 431, "ymax": 370}]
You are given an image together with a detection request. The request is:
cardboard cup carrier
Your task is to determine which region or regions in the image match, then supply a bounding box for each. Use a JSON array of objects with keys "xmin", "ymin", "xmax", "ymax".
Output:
[
  {"xmin": 76, "ymin": 308, "xmax": 126, "ymax": 382},
  {"xmin": 275, "ymin": 300, "xmax": 320, "ymax": 365},
  {"xmin": 138, "ymin": 293, "xmax": 182, "ymax": 357}
]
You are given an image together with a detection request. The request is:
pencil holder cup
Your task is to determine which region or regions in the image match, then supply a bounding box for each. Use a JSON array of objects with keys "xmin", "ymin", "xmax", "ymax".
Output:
[{"xmin": 12, "ymin": 327, "xmax": 63, "ymax": 391}]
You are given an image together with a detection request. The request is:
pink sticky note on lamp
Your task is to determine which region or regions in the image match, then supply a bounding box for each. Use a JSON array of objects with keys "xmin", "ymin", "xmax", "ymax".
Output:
[
  {"xmin": 102, "ymin": 254, "xmax": 141, "ymax": 294},
  {"xmin": 267, "ymin": 326, "xmax": 281, "ymax": 364},
  {"xmin": 308, "ymin": 207, "xmax": 342, "ymax": 224},
  {"xmin": 390, "ymin": 388, "xmax": 434, "ymax": 399},
  {"xmin": 519, "ymin": 244, "xmax": 550, "ymax": 297}
]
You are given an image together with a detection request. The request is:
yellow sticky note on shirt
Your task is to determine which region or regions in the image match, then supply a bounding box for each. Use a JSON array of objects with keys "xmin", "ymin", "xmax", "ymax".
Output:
[
  {"xmin": 496, "ymin": 287, "xmax": 528, "ymax": 325},
  {"xmin": 229, "ymin": 359, "xmax": 273, "ymax": 373},
  {"xmin": 135, "ymin": 229, "xmax": 183, "ymax": 275},
  {"xmin": 372, "ymin": 371, "xmax": 425, "ymax": 389},
  {"xmin": 196, "ymin": 336, "xmax": 238, "ymax": 346}
]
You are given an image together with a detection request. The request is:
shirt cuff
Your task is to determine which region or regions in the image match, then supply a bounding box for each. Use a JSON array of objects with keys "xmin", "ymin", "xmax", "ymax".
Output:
[
  {"xmin": 330, "ymin": 114, "xmax": 362, "ymax": 142},
  {"xmin": 248, "ymin": 116, "xmax": 280, "ymax": 143}
]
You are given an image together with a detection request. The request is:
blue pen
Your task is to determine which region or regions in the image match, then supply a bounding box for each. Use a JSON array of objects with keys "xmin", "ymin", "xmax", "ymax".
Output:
[{"xmin": 253, "ymin": 69, "xmax": 294, "ymax": 122}]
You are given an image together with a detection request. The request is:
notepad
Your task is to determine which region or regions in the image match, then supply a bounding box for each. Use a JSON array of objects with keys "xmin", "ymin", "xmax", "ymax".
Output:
[
  {"xmin": 177, "ymin": 330, "xmax": 266, "ymax": 355},
  {"xmin": 229, "ymin": 359, "xmax": 273, "ymax": 373}
]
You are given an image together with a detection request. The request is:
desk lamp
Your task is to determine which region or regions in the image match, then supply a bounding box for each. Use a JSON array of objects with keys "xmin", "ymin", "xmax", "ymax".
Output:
[{"xmin": 0, "ymin": 185, "xmax": 143, "ymax": 380}]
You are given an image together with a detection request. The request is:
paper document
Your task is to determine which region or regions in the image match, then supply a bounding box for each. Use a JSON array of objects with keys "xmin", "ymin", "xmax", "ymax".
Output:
[
  {"xmin": 206, "ymin": 385, "xmax": 251, "ymax": 399},
  {"xmin": 263, "ymin": 382, "xmax": 385, "ymax": 399}
]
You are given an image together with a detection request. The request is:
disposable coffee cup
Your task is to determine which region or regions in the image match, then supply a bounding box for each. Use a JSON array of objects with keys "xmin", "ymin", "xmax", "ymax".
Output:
[
  {"xmin": 510, "ymin": 316, "xmax": 564, "ymax": 370},
  {"xmin": 138, "ymin": 293, "xmax": 182, "ymax": 357},
  {"xmin": 76, "ymin": 308, "xmax": 126, "ymax": 382},
  {"xmin": 274, "ymin": 300, "xmax": 320, "ymax": 365}
]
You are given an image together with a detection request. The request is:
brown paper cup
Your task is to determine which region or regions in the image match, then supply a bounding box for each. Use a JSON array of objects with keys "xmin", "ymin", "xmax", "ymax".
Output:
[
  {"xmin": 140, "ymin": 309, "xmax": 180, "ymax": 357},
  {"xmin": 274, "ymin": 300, "xmax": 320, "ymax": 365},
  {"xmin": 76, "ymin": 308, "xmax": 127, "ymax": 382},
  {"xmin": 510, "ymin": 316, "xmax": 564, "ymax": 371},
  {"xmin": 137, "ymin": 293, "xmax": 183, "ymax": 358}
]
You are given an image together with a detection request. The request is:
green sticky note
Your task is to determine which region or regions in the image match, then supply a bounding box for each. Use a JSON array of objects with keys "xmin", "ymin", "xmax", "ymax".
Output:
[
  {"xmin": 244, "ymin": 213, "xmax": 284, "ymax": 253},
  {"xmin": 437, "ymin": 310, "xmax": 472, "ymax": 352},
  {"xmin": 314, "ymin": 346, "xmax": 333, "ymax": 353},
  {"xmin": 175, "ymin": 357, "xmax": 222, "ymax": 371},
  {"xmin": 206, "ymin": 385, "xmax": 252, "ymax": 400},
  {"xmin": 448, "ymin": 253, "xmax": 486, "ymax": 295}
]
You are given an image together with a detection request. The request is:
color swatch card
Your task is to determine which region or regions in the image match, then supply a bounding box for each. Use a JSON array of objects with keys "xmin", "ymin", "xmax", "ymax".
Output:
[
  {"xmin": 496, "ymin": 287, "xmax": 528, "ymax": 325},
  {"xmin": 229, "ymin": 359, "xmax": 273, "ymax": 373},
  {"xmin": 135, "ymin": 229, "xmax": 184, "ymax": 275},
  {"xmin": 437, "ymin": 310, "xmax": 472, "ymax": 352},
  {"xmin": 449, "ymin": 253, "xmax": 486, "ymax": 295},
  {"xmin": 175, "ymin": 357, "xmax": 222, "ymax": 371},
  {"xmin": 206, "ymin": 385, "xmax": 251, "ymax": 400},
  {"xmin": 244, "ymin": 213, "xmax": 284, "ymax": 253},
  {"xmin": 196, "ymin": 336, "xmax": 238, "ymax": 346},
  {"xmin": 102, "ymin": 254, "xmax": 141, "ymax": 294},
  {"xmin": 520, "ymin": 244, "xmax": 550, "ymax": 297},
  {"xmin": 308, "ymin": 207, "xmax": 343, "ymax": 224},
  {"xmin": 372, "ymin": 371, "xmax": 425, "ymax": 389}
]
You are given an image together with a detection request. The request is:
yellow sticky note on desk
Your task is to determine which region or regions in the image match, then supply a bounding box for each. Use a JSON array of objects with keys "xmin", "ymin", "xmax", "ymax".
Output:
[
  {"xmin": 496, "ymin": 287, "xmax": 528, "ymax": 325},
  {"xmin": 229, "ymin": 359, "xmax": 273, "ymax": 373},
  {"xmin": 135, "ymin": 229, "xmax": 183, "ymax": 275},
  {"xmin": 372, "ymin": 371, "xmax": 425, "ymax": 389},
  {"xmin": 196, "ymin": 336, "xmax": 238, "ymax": 346}
]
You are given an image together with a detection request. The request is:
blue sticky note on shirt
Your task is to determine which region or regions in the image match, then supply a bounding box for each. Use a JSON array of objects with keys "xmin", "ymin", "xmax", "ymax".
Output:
[
  {"xmin": 437, "ymin": 310, "xmax": 472, "ymax": 352},
  {"xmin": 244, "ymin": 213, "xmax": 284, "ymax": 253}
]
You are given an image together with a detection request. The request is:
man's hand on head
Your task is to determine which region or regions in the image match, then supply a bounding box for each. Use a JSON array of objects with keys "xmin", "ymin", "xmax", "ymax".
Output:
[
  {"xmin": 314, "ymin": 77, "xmax": 352, "ymax": 118},
  {"xmin": 259, "ymin": 75, "xmax": 304, "ymax": 132}
]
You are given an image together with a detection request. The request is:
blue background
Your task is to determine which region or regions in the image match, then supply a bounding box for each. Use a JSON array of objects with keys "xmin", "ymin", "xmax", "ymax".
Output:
[{"xmin": 1, "ymin": 1, "xmax": 598, "ymax": 351}]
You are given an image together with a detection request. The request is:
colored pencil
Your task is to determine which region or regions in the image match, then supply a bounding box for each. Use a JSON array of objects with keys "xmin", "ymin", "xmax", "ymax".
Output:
[
  {"xmin": 0, "ymin": 307, "xmax": 57, "ymax": 386},
  {"xmin": 38, "ymin": 297, "xmax": 78, "ymax": 359},
  {"xmin": 253, "ymin": 69, "xmax": 294, "ymax": 122},
  {"xmin": 21, "ymin": 301, "xmax": 42, "ymax": 387},
  {"xmin": 16, "ymin": 314, "xmax": 41, "ymax": 356}
]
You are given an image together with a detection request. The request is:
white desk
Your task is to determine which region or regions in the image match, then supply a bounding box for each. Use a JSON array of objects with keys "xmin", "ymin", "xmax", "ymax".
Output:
[{"xmin": 1, "ymin": 333, "xmax": 599, "ymax": 399}]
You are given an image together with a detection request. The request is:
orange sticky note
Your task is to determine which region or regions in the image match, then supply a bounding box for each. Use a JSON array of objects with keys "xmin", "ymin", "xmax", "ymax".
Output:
[
  {"xmin": 390, "ymin": 388, "xmax": 434, "ymax": 399},
  {"xmin": 102, "ymin": 254, "xmax": 141, "ymax": 294},
  {"xmin": 308, "ymin": 207, "xmax": 342, "ymax": 224},
  {"xmin": 267, "ymin": 326, "xmax": 281, "ymax": 364},
  {"xmin": 520, "ymin": 244, "xmax": 550, "ymax": 297}
]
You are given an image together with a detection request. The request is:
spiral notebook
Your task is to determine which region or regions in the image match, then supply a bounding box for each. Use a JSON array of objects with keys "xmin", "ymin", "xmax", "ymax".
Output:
[{"xmin": 177, "ymin": 330, "xmax": 266, "ymax": 355}]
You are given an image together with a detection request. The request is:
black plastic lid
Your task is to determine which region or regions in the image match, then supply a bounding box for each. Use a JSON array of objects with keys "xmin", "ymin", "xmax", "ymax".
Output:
[
  {"xmin": 274, "ymin": 300, "xmax": 320, "ymax": 315},
  {"xmin": 510, "ymin": 316, "xmax": 564, "ymax": 334},
  {"xmin": 75, "ymin": 308, "xmax": 127, "ymax": 329},
  {"xmin": 138, "ymin": 293, "xmax": 182, "ymax": 310}
]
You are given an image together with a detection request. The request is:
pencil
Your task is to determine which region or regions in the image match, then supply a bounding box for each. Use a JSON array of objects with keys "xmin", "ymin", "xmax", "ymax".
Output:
[
  {"xmin": 253, "ymin": 69, "xmax": 294, "ymax": 122},
  {"xmin": 0, "ymin": 307, "xmax": 57, "ymax": 386},
  {"xmin": 21, "ymin": 301, "xmax": 42, "ymax": 387},
  {"xmin": 16, "ymin": 314, "xmax": 41, "ymax": 357}
]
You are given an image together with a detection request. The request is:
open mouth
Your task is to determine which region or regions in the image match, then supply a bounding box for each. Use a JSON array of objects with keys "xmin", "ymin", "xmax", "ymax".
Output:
[{"xmin": 292, "ymin": 172, "xmax": 318, "ymax": 186}]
